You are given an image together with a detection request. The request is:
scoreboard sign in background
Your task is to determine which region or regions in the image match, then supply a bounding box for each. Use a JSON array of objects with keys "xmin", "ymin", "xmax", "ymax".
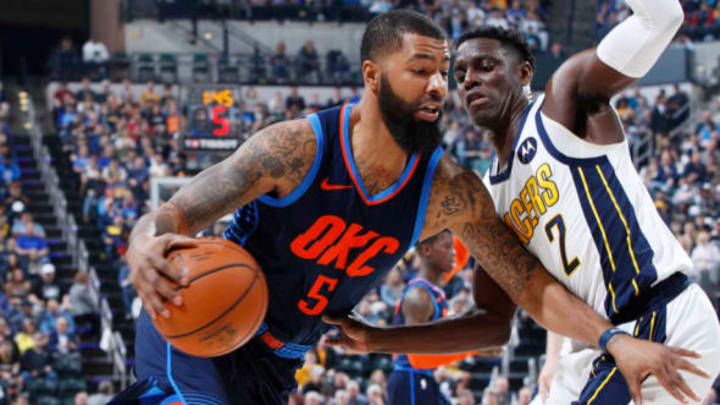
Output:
[{"xmin": 182, "ymin": 86, "xmax": 245, "ymax": 152}]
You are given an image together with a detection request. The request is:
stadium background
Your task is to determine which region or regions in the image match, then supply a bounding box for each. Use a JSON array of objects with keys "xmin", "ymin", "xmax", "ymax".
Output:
[{"xmin": 0, "ymin": 0, "xmax": 719, "ymax": 404}]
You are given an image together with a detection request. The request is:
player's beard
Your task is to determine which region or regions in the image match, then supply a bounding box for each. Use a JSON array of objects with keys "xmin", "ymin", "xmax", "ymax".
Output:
[{"xmin": 378, "ymin": 74, "xmax": 443, "ymax": 155}]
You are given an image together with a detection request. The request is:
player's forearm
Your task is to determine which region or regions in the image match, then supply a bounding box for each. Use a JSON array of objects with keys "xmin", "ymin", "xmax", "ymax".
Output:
[
  {"xmin": 128, "ymin": 203, "xmax": 190, "ymax": 245},
  {"xmin": 516, "ymin": 267, "xmax": 610, "ymax": 348},
  {"xmin": 459, "ymin": 219, "xmax": 610, "ymax": 348},
  {"xmin": 367, "ymin": 309, "xmax": 512, "ymax": 354},
  {"xmin": 596, "ymin": 0, "xmax": 683, "ymax": 78}
]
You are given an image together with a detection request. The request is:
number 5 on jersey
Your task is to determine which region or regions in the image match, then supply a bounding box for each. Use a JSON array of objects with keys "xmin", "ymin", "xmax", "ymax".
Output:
[
  {"xmin": 545, "ymin": 214, "xmax": 580, "ymax": 276},
  {"xmin": 298, "ymin": 275, "xmax": 338, "ymax": 315}
]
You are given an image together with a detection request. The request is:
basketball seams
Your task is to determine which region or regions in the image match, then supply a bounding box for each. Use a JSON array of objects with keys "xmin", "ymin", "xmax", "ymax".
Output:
[
  {"xmin": 203, "ymin": 275, "xmax": 269, "ymax": 357},
  {"xmin": 164, "ymin": 265, "xmax": 261, "ymax": 339}
]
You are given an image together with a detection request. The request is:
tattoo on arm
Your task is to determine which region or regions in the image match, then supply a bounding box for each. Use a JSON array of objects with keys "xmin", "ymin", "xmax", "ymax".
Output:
[
  {"xmin": 163, "ymin": 119, "xmax": 316, "ymax": 235},
  {"xmin": 459, "ymin": 218, "xmax": 539, "ymax": 300},
  {"xmin": 424, "ymin": 156, "xmax": 540, "ymax": 301}
]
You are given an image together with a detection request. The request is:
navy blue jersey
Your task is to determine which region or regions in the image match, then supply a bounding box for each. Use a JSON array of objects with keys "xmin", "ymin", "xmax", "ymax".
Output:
[
  {"xmin": 392, "ymin": 277, "xmax": 448, "ymax": 370},
  {"xmin": 224, "ymin": 104, "xmax": 444, "ymax": 346}
]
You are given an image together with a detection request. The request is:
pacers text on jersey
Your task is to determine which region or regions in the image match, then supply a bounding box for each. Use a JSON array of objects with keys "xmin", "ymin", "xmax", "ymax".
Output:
[{"xmin": 502, "ymin": 163, "xmax": 559, "ymax": 244}]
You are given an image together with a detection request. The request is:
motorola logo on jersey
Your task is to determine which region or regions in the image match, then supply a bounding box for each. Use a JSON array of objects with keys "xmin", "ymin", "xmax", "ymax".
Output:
[{"xmin": 517, "ymin": 137, "xmax": 538, "ymax": 164}]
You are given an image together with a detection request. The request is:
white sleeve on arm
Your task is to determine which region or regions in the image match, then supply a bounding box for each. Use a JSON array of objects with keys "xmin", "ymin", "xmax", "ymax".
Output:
[{"xmin": 596, "ymin": 0, "xmax": 684, "ymax": 78}]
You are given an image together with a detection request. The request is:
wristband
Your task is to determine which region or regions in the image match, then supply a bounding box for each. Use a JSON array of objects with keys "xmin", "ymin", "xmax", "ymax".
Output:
[{"xmin": 599, "ymin": 328, "xmax": 629, "ymax": 353}]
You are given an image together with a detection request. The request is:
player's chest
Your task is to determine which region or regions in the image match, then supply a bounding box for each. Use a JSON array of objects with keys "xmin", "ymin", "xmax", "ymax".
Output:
[{"xmin": 489, "ymin": 149, "xmax": 579, "ymax": 246}]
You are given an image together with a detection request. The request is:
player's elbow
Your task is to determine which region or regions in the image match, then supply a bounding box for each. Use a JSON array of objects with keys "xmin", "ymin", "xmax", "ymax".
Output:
[{"xmin": 658, "ymin": 0, "xmax": 684, "ymax": 33}]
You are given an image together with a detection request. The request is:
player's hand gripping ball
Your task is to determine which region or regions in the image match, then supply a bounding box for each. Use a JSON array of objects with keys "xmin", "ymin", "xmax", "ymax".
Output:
[{"xmin": 152, "ymin": 237, "xmax": 268, "ymax": 357}]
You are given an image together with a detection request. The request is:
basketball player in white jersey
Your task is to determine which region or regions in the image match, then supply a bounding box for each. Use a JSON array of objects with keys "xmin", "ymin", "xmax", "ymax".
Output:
[{"xmin": 324, "ymin": 0, "xmax": 720, "ymax": 403}]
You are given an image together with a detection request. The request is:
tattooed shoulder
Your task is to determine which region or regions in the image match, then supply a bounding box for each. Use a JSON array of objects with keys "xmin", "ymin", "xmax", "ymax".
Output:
[{"xmin": 420, "ymin": 155, "xmax": 495, "ymax": 239}]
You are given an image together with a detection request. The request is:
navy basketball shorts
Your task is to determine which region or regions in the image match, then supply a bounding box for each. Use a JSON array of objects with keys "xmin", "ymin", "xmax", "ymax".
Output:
[{"xmin": 109, "ymin": 310, "xmax": 304, "ymax": 405}]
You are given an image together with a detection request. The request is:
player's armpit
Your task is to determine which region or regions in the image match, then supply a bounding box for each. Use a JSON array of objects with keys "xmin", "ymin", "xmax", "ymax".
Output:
[{"xmin": 157, "ymin": 119, "xmax": 317, "ymax": 236}]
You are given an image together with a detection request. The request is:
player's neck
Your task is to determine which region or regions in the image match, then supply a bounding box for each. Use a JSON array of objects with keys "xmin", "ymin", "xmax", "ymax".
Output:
[
  {"xmin": 418, "ymin": 265, "xmax": 444, "ymax": 286},
  {"xmin": 490, "ymin": 97, "xmax": 529, "ymax": 167},
  {"xmin": 349, "ymin": 99, "xmax": 411, "ymax": 186}
]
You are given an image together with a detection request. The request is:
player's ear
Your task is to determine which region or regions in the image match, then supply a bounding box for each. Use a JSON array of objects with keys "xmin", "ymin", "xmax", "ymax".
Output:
[
  {"xmin": 518, "ymin": 61, "xmax": 533, "ymax": 87},
  {"xmin": 362, "ymin": 60, "xmax": 381, "ymax": 93}
]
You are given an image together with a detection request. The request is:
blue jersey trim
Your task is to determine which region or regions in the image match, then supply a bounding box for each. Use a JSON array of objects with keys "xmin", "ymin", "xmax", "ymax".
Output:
[
  {"xmin": 341, "ymin": 104, "xmax": 420, "ymax": 203},
  {"xmin": 258, "ymin": 114, "xmax": 325, "ymax": 207},
  {"xmin": 166, "ymin": 343, "xmax": 187, "ymax": 405},
  {"xmin": 394, "ymin": 365, "xmax": 434, "ymax": 376},
  {"xmin": 488, "ymin": 101, "xmax": 535, "ymax": 185},
  {"xmin": 410, "ymin": 369, "xmax": 416, "ymax": 405},
  {"xmin": 410, "ymin": 147, "xmax": 444, "ymax": 247}
]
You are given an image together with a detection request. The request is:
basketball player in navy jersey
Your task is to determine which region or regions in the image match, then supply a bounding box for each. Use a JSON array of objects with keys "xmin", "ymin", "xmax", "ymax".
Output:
[
  {"xmin": 325, "ymin": 1, "xmax": 720, "ymax": 404},
  {"xmin": 387, "ymin": 230, "xmax": 512, "ymax": 405},
  {"xmin": 112, "ymin": 10, "xmax": 706, "ymax": 405}
]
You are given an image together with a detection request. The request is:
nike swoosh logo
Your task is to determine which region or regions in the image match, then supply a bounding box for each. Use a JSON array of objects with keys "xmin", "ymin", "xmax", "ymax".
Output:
[{"xmin": 320, "ymin": 178, "xmax": 353, "ymax": 191}]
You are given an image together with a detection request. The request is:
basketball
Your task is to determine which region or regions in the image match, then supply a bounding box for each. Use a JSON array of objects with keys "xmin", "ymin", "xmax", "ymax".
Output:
[{"xmin": 152, "ymin": 237, "xmax": 268, "ymax": 358}]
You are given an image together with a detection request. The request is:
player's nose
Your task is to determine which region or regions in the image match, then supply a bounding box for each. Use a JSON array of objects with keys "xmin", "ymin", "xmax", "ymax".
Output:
[
  {"xmin": 463, "ymin": 67, "xmax": 481, "ymax": 91},
  {"xmin": 427, "ymin": 72, "xmax": 447, "ymax": 99}
]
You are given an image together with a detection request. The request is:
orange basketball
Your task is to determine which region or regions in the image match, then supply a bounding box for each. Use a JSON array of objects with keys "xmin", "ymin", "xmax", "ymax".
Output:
[{"xmin": 152, "ymin": 237, "xmax": 268, "ymax": 358}]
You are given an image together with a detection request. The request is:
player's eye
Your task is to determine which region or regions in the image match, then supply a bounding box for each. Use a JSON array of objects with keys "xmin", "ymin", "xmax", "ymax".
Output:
[{"xmin": 454, "ymin": 71, "xmax": 466, "ymax": 84}]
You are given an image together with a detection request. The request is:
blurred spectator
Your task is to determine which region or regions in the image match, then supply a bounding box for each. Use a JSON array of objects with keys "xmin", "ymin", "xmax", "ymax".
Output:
[
  {"xmin": 49, "ymin": 317, "xmax": 78, "ymax": 353},
  {"xmin": 366, "ymin": 383, "xmax": 385, "ymax": 405},
  {"xmin": 492, "ymin": 375, "xmax": 510, "ymax": 405},
  {"xmin": 0, "ymin": 338, "xmax": 20, "ymax": 377},
  {"xmin": 5, "ymin": 270, "xmax": 31, "ymax": 301},
  {"xmin": 14, "ymin": 224, "xmax": 49, "ymax": 274},
  {"xmin": 457, "ymin": 389, "xmax": 475, "ymax": 405},
  {"xmin": 379, "ymin": 267, "xmax": 404, "ymax": 307},
  {"xmin": 691, "ymin": 231, "xmax": 720, "ymax": 284},
  {"xmin": 75, "ymin": 78, "xmax": 95, "ymax": 102},
  {"xmin": 286, "ymin": 87, "xmax": 307, "ymax": 115},
  {"xmin": 346, "ymin": 380, "xmax": 368, "ymax": 405},
  {"xmin": 297, "ymin": 40, "xmax": 321, "ymax": 82},
  {"xmin": 88, "ymin": 380, "xmax": 115, "ymax": 405},
  {"xmin": 50, "ymin": 36, "xmax": 81, "ymax": 81},
  {"xmin": 14, "ymin": 319, "xmax": 37, "ymax": 356},
  {"xmin": 68, "ymin": 271, "xmax": 99, "ymax": 340},
  {"xmin": 140, "ymin": 81, "xmax": 160, "ymax": 108},
  {"xmin": 20, "ymin": 332, "xmax": 55, "ymax": 381},
  {"xmin": 33, "ymin": 263, "xmax": 61, "ymax": 302},
  {"xmin": 75, "ymin": 391, "xmax": 89, "ymax": 405},
  {"xmin": 272, "ymin": 42, "xmax": 292, "ymax": 82},
  {"xmin": 10, "ymin": 213, "xmax": 44, "ymax": 239},
  {"xmin": 0, "ymin": 151, "xmax": 19, "ymax": 190},
  {"xmin": 39, "ymin": 299, "xmax": 74, "ymax": 336},
  {"xmin": 512, "ymin": 387, "xmax": 532, "ymax": 405}
]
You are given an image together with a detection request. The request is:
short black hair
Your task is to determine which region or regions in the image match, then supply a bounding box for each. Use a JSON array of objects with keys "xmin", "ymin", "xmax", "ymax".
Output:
[
  {"xmin": 417, "ymin": 229, "xmax": 451, "ymax": 250},
  {"xmin": 361, "ymin": 10, "xmax": 447, "ymax": 63},
  {"xmin": 456, "ymin": 26, "xmax": 535, "ymax": 70}
]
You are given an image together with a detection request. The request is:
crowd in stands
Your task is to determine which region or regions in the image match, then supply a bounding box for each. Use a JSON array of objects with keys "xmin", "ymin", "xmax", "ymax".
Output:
[
  {"xmin": 53, "ymin": 0, "xmax": 552, "ymax": 84},
  {"xmin": 48, "ymin": 67, "xmax": 720, "ymax": 402},
  {"xmin": 0, "ymin": 93, "xmax": 114, "ymax": 403},
  {"xmin": 596, "ymin": 0, "xmax": 720, "ymax": 44}
]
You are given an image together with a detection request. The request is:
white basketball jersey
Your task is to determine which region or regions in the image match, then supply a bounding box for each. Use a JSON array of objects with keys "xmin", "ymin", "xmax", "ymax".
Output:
[{"xmin": 483, "ymin": 95, "xmax": 693, "ymax": 321}]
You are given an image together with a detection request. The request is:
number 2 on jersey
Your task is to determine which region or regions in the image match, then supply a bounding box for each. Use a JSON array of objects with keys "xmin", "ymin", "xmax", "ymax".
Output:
[
  {"xmin": 544, "ymin": 214, "xmax": 580, "ymax": 276},
  {"xmin": 298, "ymin": 275, "xmax": 338, "ymax": 315}
]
